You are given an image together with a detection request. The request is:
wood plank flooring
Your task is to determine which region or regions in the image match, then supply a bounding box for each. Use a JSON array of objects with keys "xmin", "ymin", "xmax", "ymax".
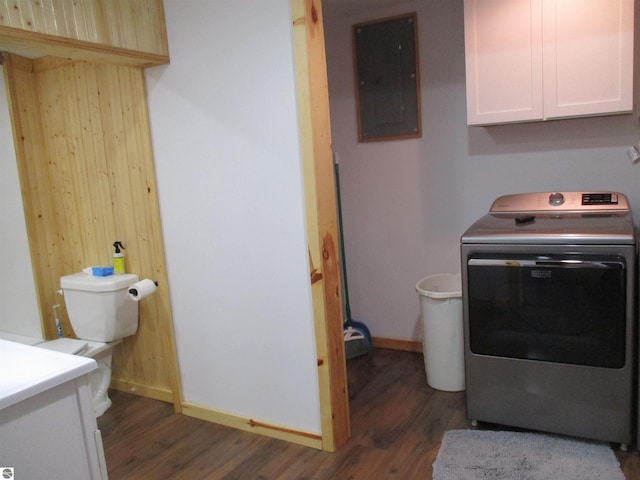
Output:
[{"xmin": 99, "ymin": 348, "xmax": 640, "ymax": 479}]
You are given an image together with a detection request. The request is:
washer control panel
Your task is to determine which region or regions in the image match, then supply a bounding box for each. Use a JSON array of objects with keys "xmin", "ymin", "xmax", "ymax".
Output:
[
  {"xmin": 549, "ymin": 192, "xmax": 565, "ymax": 206},
  {"xmin": 490, "ymin": 192, "xmax": 628, "ymax": 213},
  {"xmin": 582, "ymin": 193, "xmax": 618, "ymax": 205}
]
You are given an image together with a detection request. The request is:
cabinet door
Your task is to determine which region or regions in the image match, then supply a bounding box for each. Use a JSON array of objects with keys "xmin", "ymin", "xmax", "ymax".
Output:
[
  {"xmin": 543, "ymin": 0, "xmax": 634, "ymax": 119},
  {"xmin": 464, "ymin": 0, "xmax": 544, "ymax": 125}
]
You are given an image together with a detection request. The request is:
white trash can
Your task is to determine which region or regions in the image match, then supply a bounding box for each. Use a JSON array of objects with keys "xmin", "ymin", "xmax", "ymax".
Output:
[{"xmin": 415, "ymin": 273, "xmax": 465, "ymax": 392}]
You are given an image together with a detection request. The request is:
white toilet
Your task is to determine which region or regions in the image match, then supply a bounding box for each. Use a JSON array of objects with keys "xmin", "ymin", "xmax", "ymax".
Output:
[
  {"xmin": 2, "ymin": 272, "xmax": 140, "ymax": 417},
  {"xmin": 57, "ymin": 272, "xmax": 140, "ymax": 416}
]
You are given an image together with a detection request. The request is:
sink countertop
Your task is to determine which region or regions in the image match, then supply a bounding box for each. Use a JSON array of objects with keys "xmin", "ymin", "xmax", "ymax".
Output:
[{"xmin": 0, "ymin": 339, "xmax": 96, "ymax": 410}]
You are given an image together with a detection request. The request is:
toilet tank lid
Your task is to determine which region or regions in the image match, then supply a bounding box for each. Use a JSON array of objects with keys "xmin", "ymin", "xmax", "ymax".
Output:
[{"xmin": 61, "ymin": 272, "xmax": 139, "ymax": 292}]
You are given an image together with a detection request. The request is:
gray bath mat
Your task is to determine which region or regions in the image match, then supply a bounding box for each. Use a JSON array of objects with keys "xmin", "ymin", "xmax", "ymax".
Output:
[{"xmin": 432, "ymin": 429, "xmax": 625, "ymax": 480}]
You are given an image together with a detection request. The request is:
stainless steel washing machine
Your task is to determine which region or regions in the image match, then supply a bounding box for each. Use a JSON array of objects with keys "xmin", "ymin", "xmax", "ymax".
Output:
[{"xmin": 461, "ymin": 192, "xmax": 635, "ymax": 448}]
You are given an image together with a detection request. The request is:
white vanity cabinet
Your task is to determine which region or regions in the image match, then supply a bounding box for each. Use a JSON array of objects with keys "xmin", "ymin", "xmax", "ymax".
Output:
[
  {"xmin": 464, "ymin": 0, "xmax": 634, "ymax": 125},
  {"xmin": 0, "ymin": 340, "xmax": 108, "ymax": 479}
]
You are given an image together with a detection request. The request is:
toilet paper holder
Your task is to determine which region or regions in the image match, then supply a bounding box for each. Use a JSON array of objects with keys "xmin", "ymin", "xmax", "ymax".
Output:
[{"xmin": 128, "ymin": 280, "xmax": 159, "ymax": 301}]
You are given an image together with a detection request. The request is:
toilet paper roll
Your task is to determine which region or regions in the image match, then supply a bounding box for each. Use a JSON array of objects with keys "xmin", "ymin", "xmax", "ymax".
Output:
[{"xmin": 128, "ymin": 279, "xmax": 157, "ymax": 302}]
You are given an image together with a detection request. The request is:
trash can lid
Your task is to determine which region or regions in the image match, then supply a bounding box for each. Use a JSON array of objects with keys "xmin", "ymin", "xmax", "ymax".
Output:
[{"xmin": 415, "ymin": 273, "xmax": 461, "ymax": 298}]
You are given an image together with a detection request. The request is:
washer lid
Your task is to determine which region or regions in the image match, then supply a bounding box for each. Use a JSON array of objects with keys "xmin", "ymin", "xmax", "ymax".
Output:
[
  {"xmin": 462, "ymin": 211, "xmax": 635, "ymax": 244},
  {"xmin": 462, "ymin": 192, "xmax": 635, "ymax": 245}
]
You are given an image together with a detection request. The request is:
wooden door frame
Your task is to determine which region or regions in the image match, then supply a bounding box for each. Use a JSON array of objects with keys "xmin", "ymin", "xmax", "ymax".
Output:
[{"xmin": 291, "ymin": 0, "xmax": 350, "ymax": 452}]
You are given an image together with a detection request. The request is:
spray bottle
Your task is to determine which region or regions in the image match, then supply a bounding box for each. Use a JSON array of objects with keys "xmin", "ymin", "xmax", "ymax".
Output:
[{"xmin": 113, "ymin": 241, "xmax": 126, "ymax": 274}]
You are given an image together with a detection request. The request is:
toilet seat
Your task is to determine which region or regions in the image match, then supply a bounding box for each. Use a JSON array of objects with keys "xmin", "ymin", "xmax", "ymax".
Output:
[
  {"xmin": 35, "ymin": 337, "xmax": 119, "ymax": 358},
  {"xmin": 0, "ymin": 332, "xmax": 103, "ymax": 354},
  {"xmin": 36, "ymin": 337, "xmax": 90, "ymax": 355}
]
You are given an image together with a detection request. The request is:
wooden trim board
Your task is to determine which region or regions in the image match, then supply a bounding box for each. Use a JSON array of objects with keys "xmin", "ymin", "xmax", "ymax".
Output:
[
  {"xmin": 182, "ymin": 402, "xmax": 323, "ymax": 450},
  {"xmin": 373, "ymin": 337, "xmax": 423, "ymax": 353},
  {"xmin": 291, "ymin": 0, "xmax": 350, "ymax": 452},
  {"xmin": 110, "ymin": 379, "xmax": 174, "ymax": 405}
]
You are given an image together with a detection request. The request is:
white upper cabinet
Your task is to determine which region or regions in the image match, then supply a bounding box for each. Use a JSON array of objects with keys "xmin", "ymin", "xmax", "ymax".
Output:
[
  {"xmin": 464, "ymin": 0, "xmax": 544, "ymax": 125},
  {"xmin": 543, "ymin": 0, "xmax": 634, "ymax": 120},
  {"xmin": 464, "ymin": 0, "xmax": 634, "ymax": 126}
]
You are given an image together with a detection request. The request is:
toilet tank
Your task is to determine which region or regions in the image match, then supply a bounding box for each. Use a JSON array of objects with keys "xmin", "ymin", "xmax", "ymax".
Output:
[{"xmin": 60, "ymin": 273, "xmax": 139, "ymax": 342}]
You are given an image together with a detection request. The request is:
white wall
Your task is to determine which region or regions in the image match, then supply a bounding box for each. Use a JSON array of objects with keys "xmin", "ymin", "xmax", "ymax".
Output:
[
  {"xmin": 324, "ymin": 0, "xmax": 640, "ymax": 341},
  {"xmin": 0, "ymin": 66, "xmax": 42, "ymax": 338},
  {"xmin": 145, "ymin": 1, "xmax": 321, "ymax": 433}
]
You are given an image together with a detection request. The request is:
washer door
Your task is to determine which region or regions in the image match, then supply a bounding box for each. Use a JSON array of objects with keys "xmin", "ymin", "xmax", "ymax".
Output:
[{"xmin": 466, "ymin": 253, "xmax": 626, "ymax": 368}]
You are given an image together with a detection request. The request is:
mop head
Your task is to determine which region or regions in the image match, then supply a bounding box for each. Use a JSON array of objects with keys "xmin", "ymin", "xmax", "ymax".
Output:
[{"xmin": 344, "ymin": 326, "xmax": 371, "ymax": 359}]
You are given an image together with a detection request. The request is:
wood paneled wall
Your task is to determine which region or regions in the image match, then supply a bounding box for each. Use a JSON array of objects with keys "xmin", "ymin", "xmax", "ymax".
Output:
[
  {"xmin": 0, "ymin": 0, "xmax": 168, "ymax": 55},
  {"xmin": 0, "ymin": 0, "xmax": 168, "ymax": 67},
  {"xmin": 3, "ymin": 52, "xmax": 181, "ymax": 408}
]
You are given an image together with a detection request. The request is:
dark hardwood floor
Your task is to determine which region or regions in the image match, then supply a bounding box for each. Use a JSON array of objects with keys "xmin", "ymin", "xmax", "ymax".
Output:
[{"xmin": 99, "ymin": 348, "xmax": 640, "ymax": 479}]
